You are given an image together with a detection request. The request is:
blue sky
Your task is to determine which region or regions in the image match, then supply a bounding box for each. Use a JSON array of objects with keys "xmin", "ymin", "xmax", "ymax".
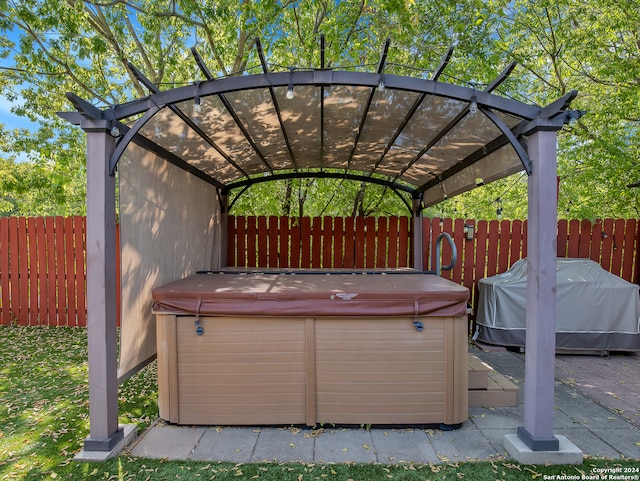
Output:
[
  {"xmin": 0, "ymin": 92, "xmax": 38, "ymax": 131},
  {"xmin": 0, "ymin": 88, "xmax": 38, "ymax": 162},
  {"xmin": 0, "ymin": 25, "xmax": 40, "ymax": 134}
]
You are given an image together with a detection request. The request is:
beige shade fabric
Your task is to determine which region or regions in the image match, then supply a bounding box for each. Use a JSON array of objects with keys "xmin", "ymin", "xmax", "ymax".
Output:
[{"xmin": 117, "ymin": 143, "xmax": 222, "ymax": 380}]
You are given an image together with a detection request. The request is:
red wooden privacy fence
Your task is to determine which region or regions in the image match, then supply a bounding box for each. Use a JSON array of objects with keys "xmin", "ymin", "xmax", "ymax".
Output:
[
  {"xmin": 1, "ymin": 215, "xmax": 639, "ymax": 326},
  {"xmin": 0, "ymin": 216, "xmax": 87, "ymax": 327}
]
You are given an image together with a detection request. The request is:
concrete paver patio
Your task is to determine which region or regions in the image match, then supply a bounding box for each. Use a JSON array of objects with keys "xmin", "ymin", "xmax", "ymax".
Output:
[{"xmin": 128, "ymin": 347, "xmax": 640, "ymax": 463}]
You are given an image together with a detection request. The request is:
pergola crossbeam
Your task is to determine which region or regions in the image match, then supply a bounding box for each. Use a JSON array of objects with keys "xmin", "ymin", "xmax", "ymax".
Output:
[
  {"xmin": 377, "ymin": 38, "xmax": 391, "ymax": 74},
  {"xmin": 131, "ymin": 132, "xmax": 226, "ymax": 190},
  {"xmin": 483, "ymin": 61, "xmax": 517, "ymax": 93},
  {"xmin": 431, "ymin": 46, "xmax": 454, "ymax": 81},
  {"xmin": 394, "ymin": 103, "xmax": 472, "ymax": 183},
  {"xmin": 256, "ymin": 37, "xmax": 269, "ymax": 74},
  {"xmin": 127, "ymin": 62, "xmax": 160, "ymax": 94},
  {"xmin": 254, "ymin": 39, "xmax": 299, "ymax": 171},
  {"xmin": 191, "ymin": 47, "xmax": 215, "ymax": 80},
  {"xmin": 191, "ymin": 47, "xmax": 274, "ymax": 173},
  {"xmin": 344, "ymin": 40, "xmax": 390, "ymax": 171},
  {"xmin": 372, "ymin": 93, "xmax": 427, "ymax": 173},
  {"xmin": 128, "ymin": 61, "xmax": 251, "ymax": 179}
]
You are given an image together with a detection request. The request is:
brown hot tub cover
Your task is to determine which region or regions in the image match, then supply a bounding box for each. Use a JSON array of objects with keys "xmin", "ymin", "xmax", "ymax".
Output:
[{"xmin": 152, "ymin": 271, "xmax": 469, "ymax": 318}]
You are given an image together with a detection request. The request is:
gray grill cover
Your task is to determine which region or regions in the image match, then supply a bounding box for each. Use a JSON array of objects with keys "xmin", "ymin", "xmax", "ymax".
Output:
[{"xmin": 475, "ymin": 258, "xmax": 640, "ymax": 351}]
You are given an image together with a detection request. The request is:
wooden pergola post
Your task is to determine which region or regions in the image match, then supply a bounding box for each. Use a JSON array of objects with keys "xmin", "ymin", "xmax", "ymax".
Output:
[
  {"xmin": 75, "ymin": 119, "xmax": 136, "ymax": 461},
  {"xmin": 505, "ymin": 126, "xmax": 582, "ymax": 463},
  {"xmin": 519, "ymin": 127, "xmax": 560, "ymax": 450}
]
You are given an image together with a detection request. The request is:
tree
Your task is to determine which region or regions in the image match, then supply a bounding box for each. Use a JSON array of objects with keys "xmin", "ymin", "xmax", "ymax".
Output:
[{"xmin": 0, "ymin": 0, "xmax": 637, "ymax": 218}]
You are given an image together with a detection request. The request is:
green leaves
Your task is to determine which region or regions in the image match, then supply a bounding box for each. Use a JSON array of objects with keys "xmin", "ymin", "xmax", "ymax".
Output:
[{"xmin": 0, "ymin": 0, "xmax": 638, "ymax": 218}]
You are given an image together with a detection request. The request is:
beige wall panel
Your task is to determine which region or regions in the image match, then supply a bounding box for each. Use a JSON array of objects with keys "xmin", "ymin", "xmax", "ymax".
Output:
[
  {"xmin": 444, "ymin": 315, "xmax": 469, "ymax": 425},
  {"xmin": 155, "ymin": 314, "xmax": 178, "ymax": 422},
  {"xmin": 118, "ymin": 144, "xmax": 221, "ymax": 379},
  {"xmin": 175, "ymin": 316, "xmax": 307, "ymax": 425},
  {"xmin": 315, "ymin": 317, "xmax": 450, "ymax": 425}
]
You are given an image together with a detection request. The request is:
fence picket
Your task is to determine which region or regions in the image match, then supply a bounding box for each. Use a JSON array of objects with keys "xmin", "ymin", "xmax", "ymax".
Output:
[
  {"xmin": 290, "ymin": 218, "xmax": 301, "ymax": 268},
  {"xmin": 601, "ymin": 219, "xmax": 614, "ymax": 271},
  {"xmin": 611, "ymin": 219, "xmax": 626, "ymax": 277},
  {"xmin": 333, "ymin": 217, "xmax": 344, "ymax": 268},
  {"xmin": 398, "ymin": 216, "xmax": 409, "ymax": 268},
  {"xmin": 0, "ymin": 217, "xmax": 9, "ymax": 324},
  {"xmin": 343, "ymin": 217, "xmax": 355, "ymax": 268},
  {"xmin": 55, "ymin": 217, "xmax": 68, "ymax": 326},
  {"xmin": 354, "ymin": 217, "xmax": 365, "ymax": 268},
  {"xmin": 440, "ymin": 218, "xmax": 454, "ymax": 280},
  {"xmin": 451, "ymin": 219, "xmax": 464, "ymax": 284},
  {"xmin": 9, "ymin": 218, "xmax": 27, "ymax": 325},
  {"xmin": 27, "ymin": 217, "xmax": 39, "ymax": 325},
  {"xmin": 76, "ymin": 217, "xmax": 86, "ymax": 327},
  {"xmin": 300, "ymin": 217, "xmax": 311, "ymax": 268},
  {"xmin": 64, "ymin": 217, "xmax": 76, "ymax": 327},
  {"xmin": 376, "ymin": 217, "xmax": 387, "ymax": 269},
  {"xmin": 279, "ymin": 216, "xmax": 289, "ymax": 268},
  {"xmin": 568, "ymin": 219, "xmax": 580, "ymax": 257},
  {"xmin": 387, "ymin": 216, "xmax": 398, "ymax": 269},
  {"xmin": 1, "ymin": 215, "xmax": 638, "ymax": 327},
  {"xmin": 557, "ymin": 219, "xmax": 568, "ymax": 257},
  {"xmin": 622, "ymin": 219, "xmax": 637, "ymax": 281},
  {"xmin": 462, "ymin": 219, "xmax": 476, "ymax": 301},
  {"xmin": 486, "ymin": 220, "xmax": 499, "ymax": 278},
  {"xmin": 510, "ymin": 220, "xmax": 524, "ymax": 266},
  {"xmin": 322, "ymin": 217, "xmax": 333, "ymax": 268},
  {"xmin": 257, "ymin": 216, "xmax": 268, "ymax": 268},
  {"xmin": 579, "ymin": 220, "xmax": 592, "ymax": 259},
  {"xmin": 268, "ymin": 216, "xmax": 278, "ymax": 268},
  {"xmin": 311, "ymin": 217, "xmax": 322, "ymax": 268}
]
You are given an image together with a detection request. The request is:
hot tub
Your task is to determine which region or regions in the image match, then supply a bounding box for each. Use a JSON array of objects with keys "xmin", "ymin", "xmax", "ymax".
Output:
[{"xmin": 152, "ymin": 271, "xmax": 469, "ymax": 427}]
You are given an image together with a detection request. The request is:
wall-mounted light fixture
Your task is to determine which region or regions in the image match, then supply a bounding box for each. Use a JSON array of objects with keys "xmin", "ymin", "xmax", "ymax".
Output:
[
  {"xmin": 110, "ymin": 124, "xmax": 120, "ymax": 138},
  {"xmin": 378, "ymin": 76, "xmax": 385, "ymax": 92},
  {"xmin": 464, "ymin": 223, "xmax": 475, "ymax": 241}
]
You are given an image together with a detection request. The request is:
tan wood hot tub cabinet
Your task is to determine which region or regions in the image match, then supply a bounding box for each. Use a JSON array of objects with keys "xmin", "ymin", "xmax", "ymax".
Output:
[{"xmin": 152, "ymin": 271, "xmax": 469, "ymax": 427}]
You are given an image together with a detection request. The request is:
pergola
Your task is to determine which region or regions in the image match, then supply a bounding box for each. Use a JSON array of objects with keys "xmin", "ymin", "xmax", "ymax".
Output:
[{"xmin": 60, "ymin": 38, "xmax": 583, "ymax": 463}]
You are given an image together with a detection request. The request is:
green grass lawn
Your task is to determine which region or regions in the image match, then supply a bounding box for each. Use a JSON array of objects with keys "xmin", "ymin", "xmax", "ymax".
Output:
[{"xmin": 0, "ymin": 326, "xmax": 637, "ymax": 480}]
